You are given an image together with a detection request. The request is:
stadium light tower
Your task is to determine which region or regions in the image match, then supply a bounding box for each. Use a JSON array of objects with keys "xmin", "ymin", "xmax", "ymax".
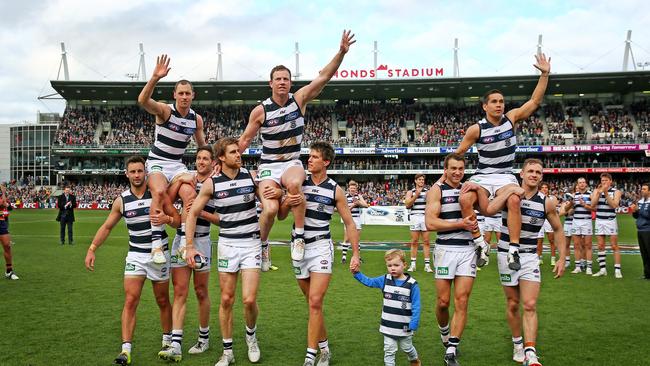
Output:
[
  {"xmin": 622, "ymin": 30, "xmax": 635, "ymax": 71},
  {"xmin": 137, "ymin": 43, "xmax": 146, "ymax": 81},
  {"xmin": 453, "ymin": 38, "xmax": 459, "ymax": 78},
  {"xmin": 638, "ymin": 61, "xmax": 650, "ymax": 70},
  {"xmin": 374, "ymin": 41, "xmax": 378, "ymax": 78},
  {"xmin": 536, "ymin": 34, "xmax": 543, "ymax": 74},
  {"xmin": 57, "ymin": 42, "xmax": 70, "ymax": 81},
  {"xmin": 216, "ymin": 43, "xmax": 223, "ymax": 81},
  {"xmin": 294, "ymin": 42, "xmax": 301, "ymax": 81}
]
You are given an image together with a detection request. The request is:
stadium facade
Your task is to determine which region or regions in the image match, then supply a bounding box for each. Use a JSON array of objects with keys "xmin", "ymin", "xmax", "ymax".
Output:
[{"xmin": 8, "ymin": 71, "xmax": 649, "ymax": 191}]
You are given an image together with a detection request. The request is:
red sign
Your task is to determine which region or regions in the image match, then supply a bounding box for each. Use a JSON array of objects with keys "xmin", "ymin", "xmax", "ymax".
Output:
[
  {"xmin": 543, "ymin": 167, "xmax": 650, "ymax": 174},
  {"xmin": 333, "ymin": 64, "xmax": 444, "ymax": 79}
]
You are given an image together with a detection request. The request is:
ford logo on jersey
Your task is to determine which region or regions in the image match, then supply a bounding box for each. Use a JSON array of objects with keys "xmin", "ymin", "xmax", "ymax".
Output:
[
  {"xmin": 497, "ymin": 131, "xmax": 514, "ymax": 140},
  {"xmin": 481, "ymin": 136, "xmax": 495, "ymax": 143},
  {"xmin": 285, "ymin": 111, "xmax": 300, "ymax": 121},
  {"xmin": 313, "ymin": 195, "xmax": 333, "ymax": 205},
  {"xmin": 183, "ymin": 127, "xmax": 196, "ymax": 135},
  {"xmin": 524, "ymin": 209, "xmax": 545, "ymax": 218},
  {"xmin": 236, "ymin": 187, "xmax": 255, "ymax": 194}
]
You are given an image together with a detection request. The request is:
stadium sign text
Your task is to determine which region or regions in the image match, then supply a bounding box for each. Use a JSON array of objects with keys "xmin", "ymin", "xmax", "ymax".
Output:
[{"xmin": 333, "ymin": 64, "xmax": 443, "ymax": 79}]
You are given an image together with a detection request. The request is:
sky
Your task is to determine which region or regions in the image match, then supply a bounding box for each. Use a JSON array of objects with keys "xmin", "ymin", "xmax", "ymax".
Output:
[{"xmin": 1, "ymin": 0, "xmax": 650, "ymax": 123}]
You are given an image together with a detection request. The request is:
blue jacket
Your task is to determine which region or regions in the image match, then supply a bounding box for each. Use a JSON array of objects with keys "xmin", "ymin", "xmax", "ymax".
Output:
[
  {"xmin": 354, "ymin": 272, "xmax": 421, "ymax": 331},
  {"xmin": 634, "ymin": 198, "xmax": 650, "ymax": 232}
]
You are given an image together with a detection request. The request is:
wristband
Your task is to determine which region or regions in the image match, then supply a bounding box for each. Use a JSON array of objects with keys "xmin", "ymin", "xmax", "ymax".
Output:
[{"xmin": 89, "ymin": 244, "xmax": 98, "ymax": 252}]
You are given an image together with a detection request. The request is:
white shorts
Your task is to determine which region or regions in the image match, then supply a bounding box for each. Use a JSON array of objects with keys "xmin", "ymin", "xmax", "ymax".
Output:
[
  {"xmin": 217, "ymin": 240, "xmax": 262, "ymax": 272},
  {"xmin": 433, "ymin": 246, "xmax": 477, "ymax": 279},
  {"xmin": 563, "ymin": 222, "xmax": 573, "ymax": 237},
  {"xmin": 477, "ymin": 220, "xmax": 486, "ymax": 234},
  {"xmin": 469, "ymin": 173, "xmax": 519, "ymax": 198},
  {"xmin": 498, "ymin": 251, "xmax": 541, "ymax": 286},
  {"xmin": 484, "ymin": 217, "xmax": 502, "ymax": 232},
  {"xmin": 124, "ymin": 252, "xmax": 170, "ymax": 282},
  {"xmin": 146, "ymin": 159, "xmax": 189, "ymax": 183},
  {"xmin": 595, "ymin": 219, "xmax": 618, "ymax": 236},
  {"xmin": 352, "ymin": 216, "xmax": 362, "ymax": 230},
  {"xmin": 293, "ymin": 240, "xmax": 334, "ymax": 279},
  {"xmin": 410, "ymin": 215, "xmax": 426, "ymax": 232},
  {"xmin": 170, "ymin": 234, "xmax": 212, "ymax": 271},
  {"xmin": 257, "ymin": 160, "xmax": 304, "ymax": 185},
  {"xmin": 571, "ymin": 220, "xmax": 593, "ymax": 236}
]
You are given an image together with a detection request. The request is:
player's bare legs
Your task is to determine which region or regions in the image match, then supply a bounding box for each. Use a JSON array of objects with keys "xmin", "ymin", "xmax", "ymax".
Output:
[{"xmin": 148, "ymin": 173, "xmax": 171, "ymax": 263}]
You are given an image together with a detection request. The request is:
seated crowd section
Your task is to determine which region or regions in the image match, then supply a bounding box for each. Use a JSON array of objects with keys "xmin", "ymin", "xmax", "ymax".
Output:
[{"xmin": 53, "ymin": 98, "xmax": 650, "ymax": 148}]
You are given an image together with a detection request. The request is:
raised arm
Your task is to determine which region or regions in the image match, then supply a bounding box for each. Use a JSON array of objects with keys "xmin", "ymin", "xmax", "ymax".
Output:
[
  {"xmin": 294, "ymin": 30, "xmax": 355, "ymax": 110},
  {"xmin": 239, "ymin": 105, "xmax": 264, "ymax": 152},
  {"xmin": 546, "ymin": 197, "xmax": 566, "ymax": 278},
  {"xmin": 194, "ymin": 114, "xmax": 207, "ymax": 147},
  {"xmin": 455, "ymin": 124, "xmax": 480, "ymax": 155},
  {"xmin": 505, "ymin": 53, "xmax": 551, "ymax": 125},
  {"xmin": 137, "ymin": 54, "xmax": 173, "ymax": 122},
  {"xmin": 336, "ymin": 185, "xmax": 361, "ymax": 272},
  {"xmin": 85, "ymin": 197, "xmax": 123, "ymax": 271}
]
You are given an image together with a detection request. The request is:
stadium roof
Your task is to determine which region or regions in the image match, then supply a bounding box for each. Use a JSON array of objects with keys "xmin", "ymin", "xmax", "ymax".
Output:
[{"xmin": 48, "ymin": 71, "xmax": 650, "ymax": 102}]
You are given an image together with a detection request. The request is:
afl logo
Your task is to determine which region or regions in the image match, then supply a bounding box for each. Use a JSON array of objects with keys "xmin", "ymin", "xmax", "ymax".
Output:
[
  {"xmin": 217, "ymin": 191, "xmax": 229, "ymax": 198},
  {"xmin": 482, "ymin": 136, "xmax": 495, "ymax": 144},
  {"xmin": 444, "ymin": 197, "xmax": 455, "ymax": 203},
  {"xmin": 267, "ymin": 118, "xmax": 280, "ymax": 126},
  {"xmin": 168, "ymin": 123, "xmax": 181, "ymax": 132},
  {"xmin": 126, "ymin": 210, "xmax": 136, "ymax": 217}
]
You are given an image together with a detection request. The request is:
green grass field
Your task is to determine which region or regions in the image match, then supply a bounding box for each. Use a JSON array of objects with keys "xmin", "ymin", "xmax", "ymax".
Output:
[{"xmin": 1, "ymin": 209, "xmax": 648, "ymax": 366}]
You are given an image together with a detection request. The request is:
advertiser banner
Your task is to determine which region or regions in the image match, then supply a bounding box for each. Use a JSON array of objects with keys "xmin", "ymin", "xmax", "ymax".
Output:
[
  {"xmin": 543, "ymin": 167, "xmax": 650, "ymax": 174},
  {"xmin": 515, "ymin": 146, "xmax": 543, "ymax": 153},
  {"xmin": 407, "ymin": 147, "xmax": 440, "ymax": 154},
  {"xmin": 375, "ymin": 147, "xmax": 407, "ymax": 154},
  {"xmin": 342, "ymin": 147, "xmax": 376, "ymax": 154},
  {"xmin": 334, "ymin": 148, "xmax": 344, "ymax": 154},
  {"xmin": 362, "ymin": 206, "xmax": 410, "ymax": 226}
]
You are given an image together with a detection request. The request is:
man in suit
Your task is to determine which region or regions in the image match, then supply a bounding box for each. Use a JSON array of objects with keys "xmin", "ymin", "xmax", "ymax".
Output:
[{"xmin": 57, "ymin": 186, "xmax": 76, "ymax": 245}]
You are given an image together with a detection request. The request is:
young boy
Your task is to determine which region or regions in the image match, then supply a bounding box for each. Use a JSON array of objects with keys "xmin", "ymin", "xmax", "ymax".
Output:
[{"xmin": 352, "ymin": 249, "xmax": 421, "ymax": 366}]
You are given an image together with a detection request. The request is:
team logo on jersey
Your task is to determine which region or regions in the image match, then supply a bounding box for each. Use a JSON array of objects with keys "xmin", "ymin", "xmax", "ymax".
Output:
[
  {"xmin": 236, "ymin": 187, "xmax": 255, "ymax": 194},
  {"xmin": 498, "ymin": 131, "xmax": 514, "ymax": 140},
  {"xmin": 243, "ymin": 194, "xmax": 252, "ymax": 202},
  {"xmin": 218, "ymin": 259, "xmax": 229, "ymax": 268},
  {"xmin": 125, "ymin": 263, "xmax": 136, "ymax": 271},
  {"xmin": 500, "ymin": 273, "xmax": 512, "ymax": 282},
  {"xmin": 313, "ymin": 195, "xmax": 333, "ymax": 205},
  {"xmin": 216, "ymin": 191, "xmax": 229, "ymax": 198},
  {"xmin": 290, "ymin": 120, "xmax": 297, "ymax": 129},
  {"xmin": 525, "ymin": 209, "xmax": 544, "ymax": 218},
  {"xmin": 317, "ymin": 203, "xmax": 325, "ymax": 212},
  {"xmin": 436, "ymin": 267, "xmax": 449, "ymax": 275},
  {"xmin": 286, "ymin": 111, "xmax": 300, "ymax": 121}
]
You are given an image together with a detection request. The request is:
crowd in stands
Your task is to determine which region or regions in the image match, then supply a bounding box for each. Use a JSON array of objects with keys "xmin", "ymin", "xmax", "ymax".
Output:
[
  {"xmin": 52, "ymin": 100, "xmax": 650, "ymax": 148},
  {"xmin": 2, "ymin": 174, "xmax": 645, "ymax": 208}
]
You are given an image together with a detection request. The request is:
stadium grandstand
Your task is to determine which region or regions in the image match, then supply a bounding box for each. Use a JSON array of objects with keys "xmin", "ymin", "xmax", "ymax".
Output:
[{"xmin": 3, "ymin": 71, "xmax": 650, "ymax": 208}]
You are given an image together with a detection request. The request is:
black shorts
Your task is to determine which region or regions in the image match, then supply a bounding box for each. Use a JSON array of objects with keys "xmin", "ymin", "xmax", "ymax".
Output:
[{"xmin": 0, "ymin": 220, "xmax": 8, "ymax": 235}]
